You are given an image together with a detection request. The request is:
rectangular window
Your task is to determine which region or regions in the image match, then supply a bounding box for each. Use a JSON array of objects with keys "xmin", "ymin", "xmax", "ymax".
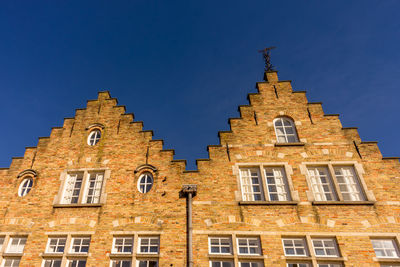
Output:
[
  {"xmin": 46, "ymin": 237, "xmax": 67, "ymax": 253},
  {"xmin": 70, "ymin": 237, "xmax": 90, "ymax": 254},
  {"xmin": 333, "ymin": 166, "xmax": 365, "ymax": 201},
  {"xmin": 6, "ymin": 237, "xmax": 27, "ymax": 254},
  {"xmin": 43, "ymin": 259, "xmax": 62, "ymax": 267},
  {"xmin": 210, "ymin": 261, "xmax": 234, "ymax": 267},
  {"xmin": 239, "ymin": 168, "xmax": 264, "ymax": 201},
  {"xmin": 136, "ymin": 260, "xmax": 158, "ymax": 267},
  {"xmin": 110, "ymin": 260, "xmax": 132, "ymax": 267},
  {"xmin": 84, "ymin": 172, "xmax": 104, "ymax": 204},
  {"xmin": 0, "ymin": 236, "xmax": 5, "ymax": 251},
  {"xmin": 1, "ymin": 259, "xmax": 21, "ymax": 267},
  {"xmin": 238, "ymin": 262, "xmax": 263, "ymax": 267},
  {"xmin": 371, "ymin": 239, "xmax": 400, "ymax": 258},
  {"xmin": 61, "ymin": 172, "xmax": 84, "ymax": 204},
  {"xmin": 312, "ymin": 238, "xmax": 339, "ymax": 257},
  {"xmin": 209, "ymin": 237, "xmax": 232, "ymax": 255},
  {"xmin": 112, "ymin": 237, "xmax": 134, "ymax": 254},
  {"xmin": 282, "ymin": 238, "xmax": 308, "ymax": 256},
  {"xmin": 237, "ymin": 237, "xmax": 261, "ymax": 255},
  {"xmin": 264, "ymin": 167, "xmax": 291, "ymax": 201},
  {"xmin": 138, "ymin": 237, "xmax": 159, "ymax": 254},
  {"xmin": 307, "ymin": 167, "xmax": 337, "ymax": 201},
  {"xmin": 67, "ymin": 259, "xmax": 86, "ymax": 267},
  {"xmin": 287, "ymin": 264, "xmax": 311, "ymax": 267}
]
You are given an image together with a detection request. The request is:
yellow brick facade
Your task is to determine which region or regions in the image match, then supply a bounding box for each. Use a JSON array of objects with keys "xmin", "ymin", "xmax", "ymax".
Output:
[{"xmin": 0, "ymin": 70, "xmax": 399, "ymax": 267}]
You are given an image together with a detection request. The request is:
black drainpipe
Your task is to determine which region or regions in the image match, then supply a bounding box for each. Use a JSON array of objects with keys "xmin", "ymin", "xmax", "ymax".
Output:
[{"xmin": 180, "ymin": 184, "xmax": 197, "ymax": 267}]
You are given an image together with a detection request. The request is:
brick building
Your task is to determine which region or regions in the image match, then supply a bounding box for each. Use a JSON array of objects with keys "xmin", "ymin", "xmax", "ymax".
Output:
[{"xmin": 0, "ymin": 68, "xmax": 399, "ymax": 267}]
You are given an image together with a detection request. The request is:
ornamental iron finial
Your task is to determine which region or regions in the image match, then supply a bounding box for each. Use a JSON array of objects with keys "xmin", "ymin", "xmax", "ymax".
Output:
[{"xmin": 258, "ymin": 46, "xmax": 276, "ymax": 72}]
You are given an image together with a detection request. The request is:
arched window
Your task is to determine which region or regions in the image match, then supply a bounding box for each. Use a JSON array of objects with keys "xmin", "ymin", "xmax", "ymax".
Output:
[
  {"xmin": 87, "ymin": 129, "xmax": 101, "ymax": 146},
  {"xmin": 137, "ymin": 172, "xmax": 154, "ymax": 193},
  {"xmin": 273, "ymin": 117, "xmax": 298, "ymax": 143},
  {"xmin": 18, "ymin": 177, "xmax": 33, "ymax": 197}
]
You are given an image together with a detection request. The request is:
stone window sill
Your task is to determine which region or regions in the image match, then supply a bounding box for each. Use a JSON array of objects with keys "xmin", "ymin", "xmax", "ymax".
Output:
[
  {"xmin": 109, "ymin": 253, "xmax": 133, "ymax": 258},
  {"xmin": 315, "ymin": 257, "xmax": 345, "ymax": 261},
  {"xmin": 53, "ymin": 203, "xmax": 103, "ymax": 208},
  {"xmin": 41, "ymin": 253, "xmax": 63, "ymax": 257},
  {"xmin": 2, "ymin": 253, "xmax": 23, "ymax": 257},
  {"xmin": 208, "ymin": 254, "xmax": 234, "ymax": 259},
  {"xmin": 284, "ymin": 256, "xmax": 310, "ymax": 260},
  {"xmin": 239, "ymin": 201, "xmax": 298, "ymax": 206},
  {"xmin": 275, "ymin": 142, "xmax": 305, "ymax": 147},
  {"xmin": 136, "ymin": 253, "xmax": 159, "ymax": 258},
  {"xmin": 374, "ymin": 258, "xmax": 400, "ymax": 263},
  {"xmin": 65, "ymin": 253, "xmax": 89, "ymax": 257},
  {"xmin": 237, "ymin": 254, "xmax": 264, "ymax": 260},
  {"xmin": 312, "ymin": 201, "xmax": 375, "ymax": 205}
]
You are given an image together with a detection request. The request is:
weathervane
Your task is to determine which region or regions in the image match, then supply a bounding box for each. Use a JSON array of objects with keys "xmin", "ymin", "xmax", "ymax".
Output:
[{"xmin": 258, "ymin": 46, "xmax": 276, "ymax": 72}]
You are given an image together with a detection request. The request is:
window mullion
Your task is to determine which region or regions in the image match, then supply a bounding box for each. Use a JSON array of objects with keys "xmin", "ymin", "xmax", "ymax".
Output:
[
  {"xmin": 259, "ymin": 165, "xmax": 269, "ymax": 201},
  {"xmin": 78, "ymin": 171, "xmax": 89, "ymax": 204},
  {"xmin": 328, "ymin": 165, "xmax": 343, "ymax": 201}
]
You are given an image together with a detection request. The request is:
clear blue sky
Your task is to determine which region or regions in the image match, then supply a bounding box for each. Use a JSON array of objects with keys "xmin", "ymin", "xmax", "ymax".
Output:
[{"xmin": 1, "ymin": 1, "xmax": 399, "ymax": 170}]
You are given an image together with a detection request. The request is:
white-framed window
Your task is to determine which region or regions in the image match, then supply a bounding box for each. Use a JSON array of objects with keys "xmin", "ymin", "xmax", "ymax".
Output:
[
  {"xmin": 6, "ymin": 237, "xmax": 27, "ymax": 254},
  {"xmin": 110, "ymin": 260, "xmax": 132, "ymax": 267},
  {"xmin": 307, "ymin": 167, "xmax": 337, "ymax": 201},
  {"xmin": 282, "ymin": 238, "xmax": 308, "ymax": 256},
  {"xmin": 59, "ymin": 170, "xmax": 107, "ymax": 205},
  {"xmin": 18, "ymin": 178, "xmax": 33, "ymax": 197},
  {"xmin": 371, "ymin": 239, "xmax": 400, "ymax": 258},
  {"xmin": 70, "ymin": 237, "xmax": 90, "ymax": 254},
  {"xmin": 87, "ymin": 129, "xmax": 101, "ymax": 146},
  {"xmin": 312, "ymin": 238, "xmax": 339, "ymax": 257},
  {"xmin": 83, "ymin": 172, "xmax": 104, "ymax": 204},
  {"xmin": 287, "ymin": 263, "xmax": 311, "ymax": 267},
  {"xmin": 137, "ymin": 173, "xmax": 153, "ymax": 194},
  {"xmin": 210, "ymin": 261, "xmax": 234, "ymax": 267},
  {"xmin": 209, "ymin": 237, "xmax": 232, "ymax": 255},
  {"xmin": 306, "ymin": 165, "xmax": 366, "ymax": 202},
  {"xmin": 138, "ymin": 237, "xmax": 159, "ymax": 254},
  {"xmin": 264, "ymin": 167, "xmax": 290, "ymax": 201},
  {"xmin": 61, "ymin": 172, "xmax": 84, "ymax": 204},
  {"xmin": 0, "ymin": 236, "xmax": 5, "ymax": 251},
  {"xmin": 237, "ymin": 237, "xmax": 261, "ymax": 255},
  {"xmin": 112, "ymin": 237, "xmax": 134, "ymax": 254},
  {"xmin": 67, "ymin": 259, "xmax": 87, "ymax": 267},
  {"xmin": 46, "ymin": 237, "xmax": 67, "ymax": 253},
  {"xmin": 1, "ymin": 258, "xmax": 21, "ymax": 267},
  {"xmin": 238, "ymin": 262, "xmax": 263, "ymax": 267},
  {"xmin": 333, "ymin": 166, "xmax": 365, "ymax": 201},
  {"xmin": 273, "ymin": 117, "xmax": 299, "ymax": 143},
  {"xmin": 42, "ymin": 259, "xmax": 62, "ymax": 267},
  {"xmin": 136, "ymin": 260, "xmax": 158, "ymax": 267},
  {"xmin": 239, "ymin": 168, "xmax": 264, "ymax": 201}
]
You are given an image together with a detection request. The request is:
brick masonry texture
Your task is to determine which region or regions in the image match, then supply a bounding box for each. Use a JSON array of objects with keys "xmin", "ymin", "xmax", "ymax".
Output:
[{"xmin": 0, "ymin": 71, "xmax": 399, "ymax": 266}]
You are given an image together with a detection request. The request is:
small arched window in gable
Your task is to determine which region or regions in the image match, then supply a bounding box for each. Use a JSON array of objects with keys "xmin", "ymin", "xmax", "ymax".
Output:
[
  {"xmin": 87, "ymin": 129, "xmax": 101, "ymax": 146},
  {"xmin": 273, "ymin": 117, "xmax": 299, "ymax": 143},
  {"xmin": 137, "ymin": 172, "xmax": 154, "ymax": 194},
  {"xmin": 18, "ymin": 177, "xmax": 33, "ymax": 197}
]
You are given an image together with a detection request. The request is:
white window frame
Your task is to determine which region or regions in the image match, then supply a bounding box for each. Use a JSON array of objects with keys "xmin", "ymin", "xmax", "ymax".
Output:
[
  {"xmin": 112, "ymin": 237, "xmax": 134, "ymax": 254},
  {"xmin": 5, "ymin": 237, "xmax": 27, "ymax": 254},
  {"xmin": 135, "ymin": 259, "xmax": 158, "ymax": 267},
  {"xmin": 137, "ymin": 237, "xmax": 159, "ymax": 255},
  {"xmin": 238, "ymin": 262, "xmax": 264, "ymax": 267},
  {"xmin": 371, "ymin": 239, "xmax": 400, "ymax": 258},
  {"xmin": 208, "ymin": 237, "xmax": 232, "ymax": 255},
  {"xmin": 55, "ymin": 169, "xmax": 109, "ymax": 206},
  {"xmin": 311, "ymin": 238, "xmax": 340, "ymax": 257},
  {"xmin": 273, "ymin": 117, "xmax": 299, "ymax": 143},
  {"xmin": 264, "ymin": 167, "xmax": 291, "ymax": 201},
  {"xmin": 333, "ymin": 166, "xmax": 365, "ymax": 201},
  {"xmin": 236, "ymin": 237, "xmax": 262, "ymax": 256},
  {"xmin": 137, "ymin": 173, "xmax": 154, "ymax": 194},
  {"xmin": 239, "ymin": 168, "xmax": 264, "ymax": 201},
  {"xmin": 41, "ymin": 258, "xmax": 63, "ymax": 267},
  {"xmin": 286, "ymin": 263, "xmax": 311, "ymax": 267},
  {"xmin": 109, "ymin": 259, "xmax": 132, "ymax": 267},
  {"xmin": 18, "ymin": 177, "xmax": 33, "ymax": 197},
  {"xmin": 307, "ymin": 167, "xmax": 337, "ymax": 201},
  {"xmin": 209, "ymin": 260, "xmax": 234, "ymax": 267},
  {"xmin": 87, "ymin": 129, "xmax": 101, "ymax": 146},
  {"xmin": 45, "ymin": 237, "xmax": 67, "ymax": 254},
  {"xmin": 282, "ymin": 238, "xmax": 308, "ymax": 257},
  {"xmin": 66, "ymin": 259, "xmax": 87, "ymax": 267},
  {"xmin": 316, "ymin": 263, "xmax": 343, "ymax": 267},
  {"xmin": 69, "ymin": 237, "xmax": 91, "ymax": 254},
  {"xmin": 1, "ymin": 258, "xmax": 21, "ymax": 267}
]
